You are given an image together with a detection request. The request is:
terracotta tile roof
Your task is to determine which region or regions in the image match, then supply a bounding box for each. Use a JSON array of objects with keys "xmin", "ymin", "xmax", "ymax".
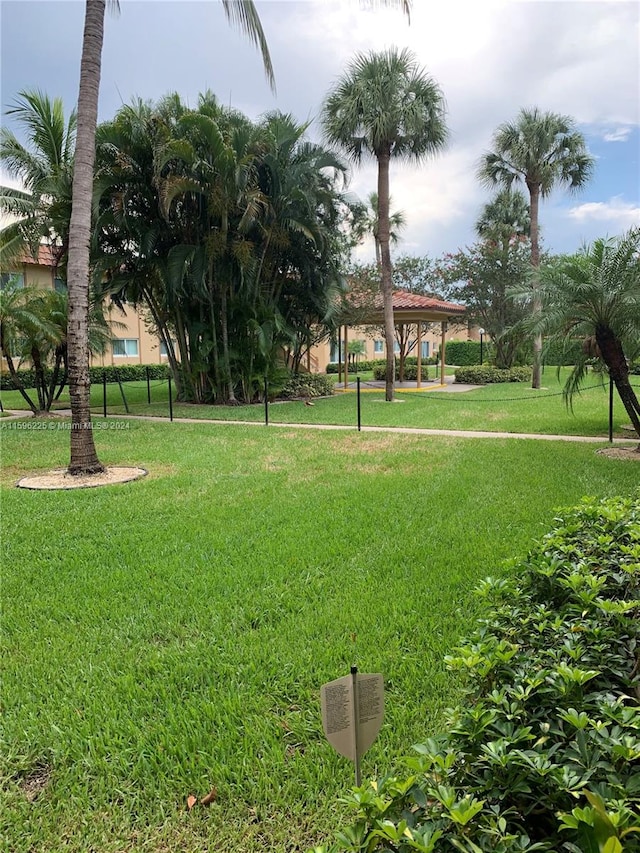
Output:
[
  {"xmin": 363, "ymin": 290, "xmax": 466, "ymax": 315},
  {"xmin": 17, "ymin": 245, "xmax": 58, "ymax": 267},
  {"xmin": 388, "ymin": 290, "xmax": 466, "ymax": 314}
]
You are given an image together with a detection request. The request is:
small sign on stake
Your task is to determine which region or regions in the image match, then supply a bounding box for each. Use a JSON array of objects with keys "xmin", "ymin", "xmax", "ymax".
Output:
[{"xmin": 320, "ymin": 666, "xmax": 384, "ymax": 786}]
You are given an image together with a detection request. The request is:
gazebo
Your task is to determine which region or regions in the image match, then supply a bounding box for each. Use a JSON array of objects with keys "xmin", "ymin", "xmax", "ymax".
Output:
[{"xmin": 337, "ymin": 290, "xmax": 467, "ymax": 389}]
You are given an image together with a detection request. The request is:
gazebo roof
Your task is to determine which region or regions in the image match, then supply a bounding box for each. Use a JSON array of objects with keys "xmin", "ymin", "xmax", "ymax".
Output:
[{"xmin": 355, "ymin": 290, "xmax": 466, "ymax": 325}]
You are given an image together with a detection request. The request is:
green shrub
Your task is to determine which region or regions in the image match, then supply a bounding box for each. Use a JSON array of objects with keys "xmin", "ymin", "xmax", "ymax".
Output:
[
  {"xmin": 90, "ymin": 364, "xmax": 170, "ymax": 384},
  {"xmin": 326, "ymin": 359, "xmax": 385, "ymax": 374},
  {"xmin": 455, "ymin": 365, "xmax": 532, "ymax": 384},
  {"xmin": 0, "ymin": 368, "xmax": 39, "ymax": 391},
  {"xmin": 445, "ymin": 340, "xmax": 493, "ymax": 366},
  {"xmin": 543, "ymin": 338, "xmax": 582, "ymax": 366},
  {"xmin": 372, "ymin": 363, "xmax": 429, "ymax": 381},
  {"xmin": 0, "ymin": 363, "xmax": 170, "ymax": 391},
  {"xmin": 318, "ymin": 493, "xmax": 640, "ymax": 853},
  {"xmin": 279, "ymin": 373, "xmax": 334, "ymax": 399}
]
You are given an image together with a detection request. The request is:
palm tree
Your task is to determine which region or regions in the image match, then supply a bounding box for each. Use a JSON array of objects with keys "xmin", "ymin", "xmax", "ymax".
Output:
[
  {"xmin": 65, "ymin": 0, "xmax": 275, "ymax": 474},
  {"xmin": 475, "ymin": 188, "xmax": 530, "ymax": 247},
  {"xmin": 0, "ymin": 90, "xmax": 76, "ymax": 271},
  {"xmin": 534, "ymin": 229, "xmax": 640, "ymax": 448},
  {"xmin": 322, "ymin": 47, "xmax": 447, "ymax": 401},
  {"xmin": 479, "ymin": 107, "xmax": 594, "ymax": 389},
  {"xmin": 0, "ymin": 280, "xmax": 56, "ymax": 413},
  {"xmin": 357, "ymin": 191, "xmax": 406, "ymax": 265}
]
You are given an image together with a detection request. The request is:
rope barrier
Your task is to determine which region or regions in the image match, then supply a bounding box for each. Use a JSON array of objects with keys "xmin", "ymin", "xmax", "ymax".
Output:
[{"xmin": 360, "ymin": 382, "xmax": 640, "ymax": 405}]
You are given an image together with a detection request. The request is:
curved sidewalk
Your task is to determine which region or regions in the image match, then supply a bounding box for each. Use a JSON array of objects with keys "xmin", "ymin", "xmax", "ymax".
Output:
[{"xmin": 2, "ymin": 409, "xmax": 637, "ymax": 445}]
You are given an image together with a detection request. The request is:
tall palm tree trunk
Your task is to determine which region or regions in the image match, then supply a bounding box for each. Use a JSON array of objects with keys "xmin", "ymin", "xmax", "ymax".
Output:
[
  {"xmin": 66, "ymin": 0, "xmax": 106, "ymax": 474},
  {"xmin": 597, "ymin": 327, "xmax": 640, "ymax": 450},
  {"xmin": 220, "ymin": 283, "xmax": 237, "ymax": 404},
  {"xmin": 377, "ymin": 151, "xmax": 395, "ymax": 402},
  {"xmin": 528, "ymin": 182, "xmax": 542, "ymax": 390}
]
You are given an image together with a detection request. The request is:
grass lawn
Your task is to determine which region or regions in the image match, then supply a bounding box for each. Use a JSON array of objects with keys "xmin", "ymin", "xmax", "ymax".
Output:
[
  {"xmin": 1, "ymin": 417, "xmax": 639, "ymax": 852},
  {"xmin": 2, "ymin": 369, "xmax": 636, "ymax": 439}
]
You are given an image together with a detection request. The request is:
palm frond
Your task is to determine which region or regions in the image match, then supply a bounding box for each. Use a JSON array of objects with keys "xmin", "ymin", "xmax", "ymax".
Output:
[{"xmin": 221, "ymin": 1, "xmax": 275, "ymax": 92}]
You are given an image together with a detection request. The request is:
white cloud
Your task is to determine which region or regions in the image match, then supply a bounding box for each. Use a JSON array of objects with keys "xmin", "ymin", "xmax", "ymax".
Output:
[
  {"xmin": 602, "ymin": 127, "xmax": 633, "ymax": 143},
  {"xmin": 567, "ymin": 197, "xmax": 640, "ymax": 230}
]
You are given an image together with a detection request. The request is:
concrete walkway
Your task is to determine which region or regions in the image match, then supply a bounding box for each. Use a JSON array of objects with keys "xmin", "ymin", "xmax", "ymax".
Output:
[
  {"xmin": 336, "ymin": 374, "xmax": 480, "ymax": 393},
  {"xmin": 3, "ymin": 408, "xmax": 636, "ymax": 445}
]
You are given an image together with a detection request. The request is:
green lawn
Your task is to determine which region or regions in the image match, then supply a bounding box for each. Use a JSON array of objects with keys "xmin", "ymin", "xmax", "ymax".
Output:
[
  {"xmin": 2, "ymin": 368, "xmax": 634, "ymax": 439},
  {"xmin": 1, "ymin": 419, "xmax": 638, "ymax": 852}
]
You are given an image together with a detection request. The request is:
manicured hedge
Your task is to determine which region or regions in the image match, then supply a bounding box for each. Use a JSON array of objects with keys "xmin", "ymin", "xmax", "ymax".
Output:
[
  {"xmin": 326, "ymin": 359, "xmax": 385, "ymax": 374},
  {"xmin": 0, "ymin": 363, "xmax": 170, "ymax": 391},
  {"xmin": 327, "ymin": 356, "xmax": 439, "ymax": 375},
  {"xmin": 543, "ymin": 338, "xmax": 583, "ymax": 366},
  {"xmin": 445, "ymin": 339, "xmax": 493, "ymax": 366},
  {"xmin": 455, "ymin": 365, "xmax": 532, "ymax": 384},
  {"xmin": 318, "ymin": 493, "xmax": 640, "ymax": 853},
  {"xmin": 372, "ymin": 363, "xmax": 429, "ymax": 381}
]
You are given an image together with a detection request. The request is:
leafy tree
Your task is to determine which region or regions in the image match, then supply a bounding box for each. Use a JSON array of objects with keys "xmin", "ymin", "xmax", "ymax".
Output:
[
  {"xmin": 441, "ymin": 238, "xmax": 532, "ymax": 369},
  {"xmin": 534, "ymin": 229, "xmax": 640, "ymax": 447},
  {"xmin": 322, "ymin": 47, "xmax": 447, "ymax": 401},
  {"xmin": 479, "ymin": 108, "xmax": 594, "ymax": 389},
  {"xmin": 93, "ymin": 96, "xmax": 350, "ymax": 403},
  {"xmin": 390, "ymin": 254, "xmax": 448, "ymax": 298}
]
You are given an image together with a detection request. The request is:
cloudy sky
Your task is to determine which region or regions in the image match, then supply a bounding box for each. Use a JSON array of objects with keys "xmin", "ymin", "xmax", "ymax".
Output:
[{"xmin": 1, "ymin": 0, "xmax": 638, "ymax": 261}]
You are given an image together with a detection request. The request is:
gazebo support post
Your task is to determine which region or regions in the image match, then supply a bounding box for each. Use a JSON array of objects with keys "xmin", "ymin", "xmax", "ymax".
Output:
[
  {"xmin": 440, "ymin": 321, "xmax": 447, "ymax": 386},
  {"xmin": 344, "ymin": 325, "xmax": 349, "ymax": 390},
  {"xmin": 417, "ymin": 322, "xmax": 422, "ymax": 389}
]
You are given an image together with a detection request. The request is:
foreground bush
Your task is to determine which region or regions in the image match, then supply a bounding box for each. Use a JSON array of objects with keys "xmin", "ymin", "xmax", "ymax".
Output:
[
  {"xmin": 316, "ymin": 494, "xmax": 640, "ymax": 853},
  {"xmin": 455, "ymin": 365, "xmax": 532, "ymax": 384}
]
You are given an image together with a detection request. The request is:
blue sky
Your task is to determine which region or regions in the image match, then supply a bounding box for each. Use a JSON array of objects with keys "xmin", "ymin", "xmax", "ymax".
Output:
[{"xmin": 1, "ymin": 0, "xmax": 638, "ymax": 261}]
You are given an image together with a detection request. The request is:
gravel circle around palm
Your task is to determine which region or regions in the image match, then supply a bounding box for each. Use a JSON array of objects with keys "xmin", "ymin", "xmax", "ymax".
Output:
[
  {"xmin": 16, "ymin": 466, "xmax": 148, "ymax": 490},
  {"xmin": 595, "ymin": 447, "xmax": 640, "ymax": 461}
]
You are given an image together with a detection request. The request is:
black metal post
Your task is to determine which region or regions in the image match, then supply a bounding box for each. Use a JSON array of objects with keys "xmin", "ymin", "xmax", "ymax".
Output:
[
  {"xmin": 609, "ymin": 375, "xmax": 614, "ymax": 443},
  {"xmin": 264, "ymin": 376, "xmax": 269, "ymax": 426},
  {"xmin": 168, "ymin": 374, "xmax": 173, "ymax": 422},
  {"xmin": 480, "ymin": 333, "xmax": 484, "ymax": 365},
  {"xmin": 357, "ymin": 376, "xmax": 361, "ymax": 432},
  {"xmin": 338, "ymin": 330, "xmax": 342, "ymax": 385},
  {"xmin": 0, "ymin": 395, "xmax": 3, "ymax": 413},
  {"xmin": 103, "ymin": 371, "xmax": 107, "ymax": 418},
  {"xmin": 146, "ymin": 366, "xmax": 151, "ymax": 405}
]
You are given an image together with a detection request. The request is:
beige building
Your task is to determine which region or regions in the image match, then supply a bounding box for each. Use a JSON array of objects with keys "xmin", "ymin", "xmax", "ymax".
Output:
[
  {"xmin": 3, "ymin": 251, "xmax": 472, "ymax": 377},
  {"xmin": 1, "ymin": 247, "xmax": 168, "ymax": 367}
]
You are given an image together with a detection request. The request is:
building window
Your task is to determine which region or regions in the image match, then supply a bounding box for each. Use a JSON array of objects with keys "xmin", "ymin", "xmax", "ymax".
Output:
[
  {"xmin": 54, "ymin": 277, "xmax": 67, "ymax": 293},
  {"xmin": 374, "ymin": 340, "xmax": 384, "ymax": 354},
  {"xmin": 421, "ymin": 341, "xmax": 430, "ymax": 358},
  {"xmin": 393, "ymin": 341, "xmax": 400, "ymax": 354},
  {"xmin": 112, "ymin": 338, "xmax": 139, "ymax": 357},
  {"xmin": 0, "ymin": 272, "xmax": 24, "ymax": 290}
]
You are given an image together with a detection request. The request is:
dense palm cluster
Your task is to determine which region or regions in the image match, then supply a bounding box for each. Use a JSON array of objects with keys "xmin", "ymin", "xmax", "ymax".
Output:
[{"xmin": 92, "ymin": 94, "xmax": 353, "ymax": 403}]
